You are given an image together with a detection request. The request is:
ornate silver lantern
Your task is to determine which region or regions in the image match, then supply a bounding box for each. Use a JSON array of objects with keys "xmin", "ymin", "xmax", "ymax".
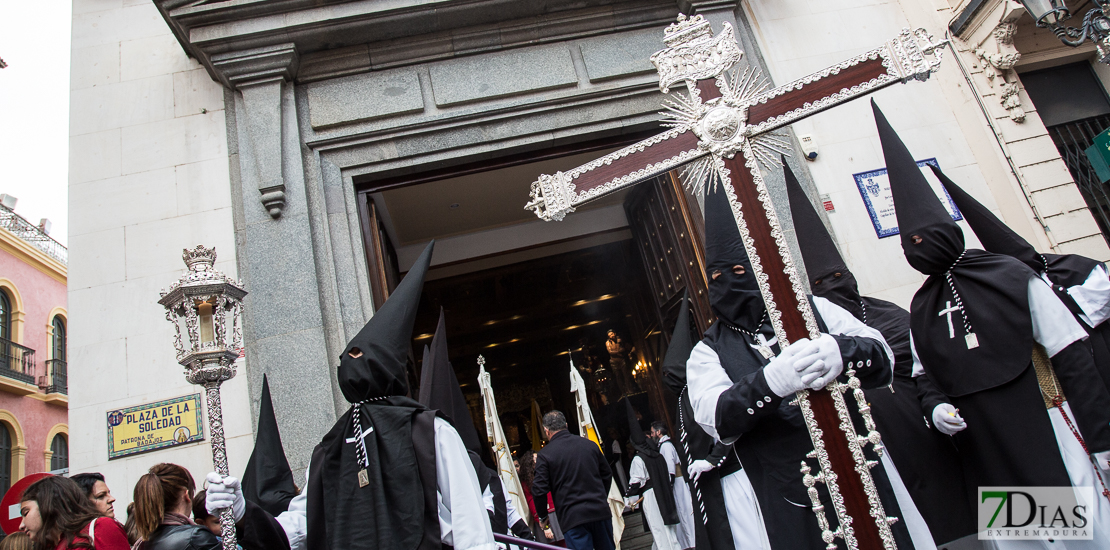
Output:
[{"xmin": 158, "ymin": 245, "xmax": 246, "ymax": 550}]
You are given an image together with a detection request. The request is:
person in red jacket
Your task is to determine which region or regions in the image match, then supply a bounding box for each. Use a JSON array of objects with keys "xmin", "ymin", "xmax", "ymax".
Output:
[{"xmin": 19, "ymin": 475, "xmax": 130, "ymax": 549}]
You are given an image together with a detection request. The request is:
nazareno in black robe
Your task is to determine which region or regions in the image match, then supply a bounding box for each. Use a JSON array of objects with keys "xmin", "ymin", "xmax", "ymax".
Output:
[
  {"xmin": 934, "ymin": 163, "xmax": 1110, "ymax": 396},
  {"xmin": 305, "ymin": 241, "xmax": 443, "ymax": 550},
  {"xmin": 696, "ymin": 180, "xmax": 913, "ymax": 550},
  {"xmin": 783, "ymin": 161, "xmax": 975, "ymax": 545},
  {"xmin": 660, "ymin": 292, "xmax": 735, "ymax": 550},
  {"xmin": 875, "ymin": 101, "xmax": 1110, "ymax": 506},
  {"xmin": 241, "ymin": 375, "xmax": 299, "ymax": 518},
  {"xmin": 417, "ymin": 308, "xmax": 512, "ymax": 535},
  {"xmin": 623, "ymin": 398, "xmax": 679, "ymax": 526}
]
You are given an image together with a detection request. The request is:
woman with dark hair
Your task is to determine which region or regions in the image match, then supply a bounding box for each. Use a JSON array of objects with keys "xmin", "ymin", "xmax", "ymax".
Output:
[
  {"xmin": 19, "ymin": 475, "xmax": 130, "ymax": 549},
  {"xmin": 131, "ymin": 463, "xmax": 220, "ymax": 550},
  {"xmin": 518, "ymin": 450, "xmax": 564, "ymax": 545}
]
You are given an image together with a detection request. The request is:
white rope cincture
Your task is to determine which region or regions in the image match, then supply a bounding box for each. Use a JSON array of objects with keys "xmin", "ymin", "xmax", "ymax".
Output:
[
  {"xmin": 943, "ymin": 250, "xmax": 979, "ymax": 349},
  {"xmin": 679, "ymin": 386, "xmax": 709, "ymax": 524}
]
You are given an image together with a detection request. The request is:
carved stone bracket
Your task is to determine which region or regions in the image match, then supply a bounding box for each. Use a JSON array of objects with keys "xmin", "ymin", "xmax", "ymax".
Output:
[
  {"xmin": 973, "ymin": 3, "xmax": 1027, "ymax": 123},
  {"xmin": 212, "ymin": 45, "xmax": 300, "ymax": 218}
]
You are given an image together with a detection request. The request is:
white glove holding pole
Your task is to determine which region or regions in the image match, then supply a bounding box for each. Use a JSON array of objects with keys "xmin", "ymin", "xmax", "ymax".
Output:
[
  {"xmin": 796, "ymin": 334, "xmax": 843, "ymax": 391},
  {"xmin": 687, "ymin": 460, "xmax": 714, "ymax": 482},
  {"xmin": 932, "ymin": 404, "xmax": 967, "ymax": 436},
  {"xmin": 764, "ymin": 338, "xmax": 819, "ymax": 397},
  {"xmin": 205, "ymin": 472, "xmax": 246, "ymax": 523}
]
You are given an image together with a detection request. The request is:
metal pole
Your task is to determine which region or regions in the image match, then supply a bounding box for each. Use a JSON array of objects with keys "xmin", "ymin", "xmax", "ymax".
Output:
[{"xmin": 205, "ymin": 381, "xmax": 238, "ymax": 550}]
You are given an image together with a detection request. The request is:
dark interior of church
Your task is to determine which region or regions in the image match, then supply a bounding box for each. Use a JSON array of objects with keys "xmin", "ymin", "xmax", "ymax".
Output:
[
  {"xmin": 412, "ymin": 240, "xmax": 657, "ymax": 452},
  {"xmin": 357, "ymin": 137, "xmax": 715, "ymax": 456}
]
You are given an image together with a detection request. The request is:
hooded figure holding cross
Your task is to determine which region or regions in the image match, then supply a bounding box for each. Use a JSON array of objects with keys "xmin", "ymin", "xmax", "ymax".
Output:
[
  {"xmin": 685, "ymin": 178, "xmax": 928, "ymax": 549},
  {"xmin": 875, "ymin": 101, "xmax": 1110, "ymax": 545}
]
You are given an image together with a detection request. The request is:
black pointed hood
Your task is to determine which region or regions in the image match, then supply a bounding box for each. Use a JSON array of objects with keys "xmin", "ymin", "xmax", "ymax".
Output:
[
  {"xmin": 623, "ymin": 398, "xmax": 656, "ymax": 457},
  {"xmin": 662, "ymin": 291, "xmax": 694, "ymax": 395},
  {"xmin": 417, "ymin": 308, "xmax": 484, "ymax": 455},
  {"xmin": 784, "ymin": 161, "xmax": 863, "ymax": 318},
  {"xmin": 931, "ymin": 165, "xmax": 1045, "ymax": 272},
  {"xmin": 874, "ymin": 101, "xmax": 965, "ymax": 276},
  {"xmin": 622, "ymin": 398, "xmax": 679, "ymax": 524},
  {"xmin": 704, "ymin": 182, "xmax": 766, "ymax": 330},
  {"xmin": 339, "ymin": 241, "xmax": 434, "ymax": 403},
  {"xmin": 241, "ymin": 375, "xmax": 298, "ymax": 517}
]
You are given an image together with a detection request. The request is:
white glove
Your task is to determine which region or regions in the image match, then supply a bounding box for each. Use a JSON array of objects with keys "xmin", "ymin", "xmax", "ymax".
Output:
[
  {"xmin": 932, "ymin": 404, "xmax": 967, "ymax": 436},
  {"xmin": 796, "ymin": 334, "xmax": 843, "ymax": 391},
  {"xmin": 1094, "ymin": 450, "xmax": 1110, "ymax": 476},
  {"xmin": 763, "ymin": 338, "xmax": 817, "ymax": 397},
  {"xmin": 206, "ymin": 472, "xmax": 246, "ymax": 523},
  {"xmin": 687, "ymin": 460, "xmax": 714, "ymax": 482}
]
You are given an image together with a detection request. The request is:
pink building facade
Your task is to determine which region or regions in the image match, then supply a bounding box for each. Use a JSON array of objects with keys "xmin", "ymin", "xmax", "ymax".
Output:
[{"xmin": 0, "ymin": 204, "xmax": 68, "ymax": 495}]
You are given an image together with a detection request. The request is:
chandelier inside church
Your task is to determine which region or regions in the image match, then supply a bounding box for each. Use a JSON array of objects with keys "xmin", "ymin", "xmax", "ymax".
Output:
[{"xmin": 1021, "ymin": 0, "xmax": 1110, "ymax": 63}]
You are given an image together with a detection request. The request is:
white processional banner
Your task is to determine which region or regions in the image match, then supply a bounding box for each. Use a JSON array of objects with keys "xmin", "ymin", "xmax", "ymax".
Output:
[
  {"xmin": 478, "ymin": 360, "xmax": 531, "ymax": 528},
  {"xmin": 569, "ymin": 358, "xmax": 626, "ymax": 549}
]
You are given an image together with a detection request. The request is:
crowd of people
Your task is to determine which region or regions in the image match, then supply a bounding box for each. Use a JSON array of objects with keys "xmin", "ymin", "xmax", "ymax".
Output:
[{"xmin": 5, "ymin": 463, "xmax": 280, "ymax": 550}]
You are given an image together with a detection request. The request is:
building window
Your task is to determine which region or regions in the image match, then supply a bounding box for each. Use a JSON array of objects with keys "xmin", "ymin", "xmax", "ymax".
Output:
[
  {"xmin": 51, "ymin": 316, "xmax": 65, "ymax": 361},
  {"xmin": 49, "ymin": 434, "xmax": 67, "ymax": 472},
  {"xmin": 0, "ymin": 423, "xmax": 12, "ymax": 494},
  {"xmin": 0, "ymin": 291, "xmax": 9, "ymax": 341},
  {"xmin": 1020, "ymin": 62, "xmax": 1110, "ymax": 243}
]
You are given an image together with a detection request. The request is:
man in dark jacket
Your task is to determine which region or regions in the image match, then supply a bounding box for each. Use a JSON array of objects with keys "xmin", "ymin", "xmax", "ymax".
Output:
[{"xmin": 532, "ymin": 410, "xmax": 614, "ymax": 550}]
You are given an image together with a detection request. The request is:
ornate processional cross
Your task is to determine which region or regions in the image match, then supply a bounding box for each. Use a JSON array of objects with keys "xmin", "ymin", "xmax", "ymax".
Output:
[{"xmin": 525, "ymin": 15, "xmax": 947, "ymax": 550}]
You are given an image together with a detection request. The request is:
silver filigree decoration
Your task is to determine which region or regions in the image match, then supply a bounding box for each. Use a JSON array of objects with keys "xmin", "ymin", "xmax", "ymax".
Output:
[
  {"xmin": 801, "ymin": 460, "xmax": 841, "ymax": 549},
  {"xmin": 525, "ymin": 128, "xmax": 706, "ymax": 221},
  {"xmin": 651, "ymin": 14, "xmax": 743, "ymax": 94},
  {"xmin": 746, "ymin": 28, "xmax": 947, "ymax": 137},
  {"xmin": 795, "ymin": 390, "xmax": 856, "ymax": 549},
  {"xmin": 740, "ymin": 140, "xmax": 822, "ymax": 341},
  {"xmin": 830, "ymin": 377, "xmax": 898, "ymax": 549}
]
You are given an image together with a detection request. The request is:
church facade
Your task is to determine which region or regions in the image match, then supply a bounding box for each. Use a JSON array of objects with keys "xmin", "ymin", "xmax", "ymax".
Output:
[{"xmin": 67, "ymin": 0, "xmax": 1110, "ymax": 500}]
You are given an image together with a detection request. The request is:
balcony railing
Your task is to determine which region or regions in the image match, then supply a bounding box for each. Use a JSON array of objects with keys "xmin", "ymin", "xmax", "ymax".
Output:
[
  {"xmin": 0, "ymin": 338, "xmax": 35, "ymax": 384},
  {"xmin": 44, "ymin": 359, "xmax": 66, "ymax": 395},
  {"xmin": 0, "ymin": 203, "xmax": 67, "ymax": 264}
]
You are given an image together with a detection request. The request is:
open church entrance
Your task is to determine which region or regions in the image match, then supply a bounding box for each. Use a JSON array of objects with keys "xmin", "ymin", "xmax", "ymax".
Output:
[{"xmin": 355, "ymin": 137, "xmax": 713, "ymax": 460}]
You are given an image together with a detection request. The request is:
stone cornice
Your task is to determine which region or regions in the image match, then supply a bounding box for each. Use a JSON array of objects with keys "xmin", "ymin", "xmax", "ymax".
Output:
[
  {"xmin": 153, "ymin": 0, "xmax": 678, "ymax": 88},
  {"xmin": 0, "ymin": 229, "xmax": 66, "ymax": 284}
]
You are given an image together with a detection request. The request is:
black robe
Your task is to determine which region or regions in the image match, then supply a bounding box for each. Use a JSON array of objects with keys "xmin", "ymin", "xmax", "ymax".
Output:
[
  {"xmin": 911, "ymin": 261, "xmax": 1110, "ymax": 504},
  {"xmin": 235, "ymin": 500, "xmax": 293, "ymax": 550},
  {"xmin": 706, "ymin": 300, "xmax": 913, "ymax": 550},
  {"xmin": 856, "ymin": 297, "xmax": 975, "ymax": 545},
  {"xmin": 306, "ymin": 398, "xmax": 441, "ymax": 550},
  {"xmin": 676, "ymin": 388, "xmax": 735, "ymax": 550}
]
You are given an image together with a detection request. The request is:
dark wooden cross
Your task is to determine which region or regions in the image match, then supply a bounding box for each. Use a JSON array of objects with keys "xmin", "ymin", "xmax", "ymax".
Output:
[{"xmin": 525, "ymin": 15, "xmax": 947, "ymax": 550}]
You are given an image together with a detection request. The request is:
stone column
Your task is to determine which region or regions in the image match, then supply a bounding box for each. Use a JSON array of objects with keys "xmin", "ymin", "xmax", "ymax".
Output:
[{"xmin": 216, "ymin": 44, "xmax": 339, "ymax": 477}]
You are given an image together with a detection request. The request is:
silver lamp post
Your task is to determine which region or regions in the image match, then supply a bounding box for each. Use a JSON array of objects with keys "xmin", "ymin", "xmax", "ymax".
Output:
[{"xmin": 158, "ymin": 245, "xmax": 246, "ymax": 550}]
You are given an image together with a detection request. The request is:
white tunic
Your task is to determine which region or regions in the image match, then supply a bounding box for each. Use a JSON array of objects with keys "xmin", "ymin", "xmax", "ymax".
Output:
[
  {"xmin": 630, "ymin": 455, "xmax": 680, "ymax": 550},
  {"xmin": 1055, "ymin": 264, "xmax": 1110, "ymax": 328},
  {"xmin": 658, "ymin": 436, "xmax": 694, "ymax": 549},
  {"xmin": 276, "ymin": 417, "xmax": 496, "ymax": 550}
]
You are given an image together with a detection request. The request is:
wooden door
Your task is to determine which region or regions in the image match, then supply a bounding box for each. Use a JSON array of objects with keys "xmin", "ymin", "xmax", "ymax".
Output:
[
  {"xmin": 622, "ymin": 172, "xmax": 711, "ymax": 432},
  {"xmin": 358, "ymin": 196, "xmax": 401, "ymax": 309}
]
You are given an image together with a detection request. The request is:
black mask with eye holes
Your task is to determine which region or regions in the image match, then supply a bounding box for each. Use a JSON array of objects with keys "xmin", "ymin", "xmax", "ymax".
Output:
[
  {"xmin": 810, "ymin": 269, "xmax": 863, "ymax": 319},
  {"xmin": 704, "ymin": 183, "xmax": 767, "ymax": 331},
  {"xmin": 902, "ymin": 222, "xmax": 966, "ymax": 276}
]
